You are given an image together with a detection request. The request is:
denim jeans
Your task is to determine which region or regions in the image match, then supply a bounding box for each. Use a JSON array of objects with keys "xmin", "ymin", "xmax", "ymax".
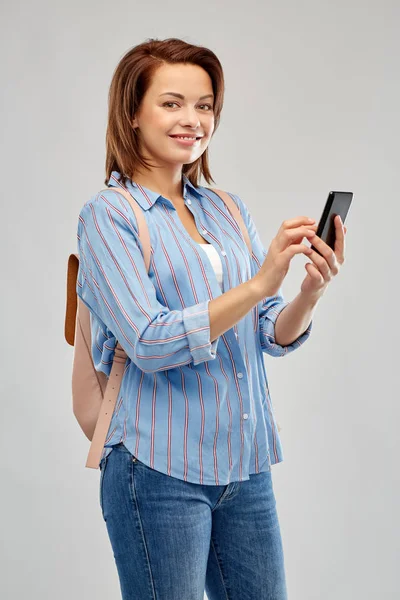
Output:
[{"xmin": 99, "ymin": 442, "xmax": 288, "ymax": 600}]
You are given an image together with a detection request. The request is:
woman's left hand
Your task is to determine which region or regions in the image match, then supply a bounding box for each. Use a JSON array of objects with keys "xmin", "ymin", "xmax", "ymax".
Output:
[{"xmin": 300, "ymin": 215, "xmax": 347, "ymax": 297}]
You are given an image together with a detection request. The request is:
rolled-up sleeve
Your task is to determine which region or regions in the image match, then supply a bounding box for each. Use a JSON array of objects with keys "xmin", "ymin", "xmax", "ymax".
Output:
[
  {"xmin": 228, "ymin": 192, "xmax": 312, "ymax": 357},
  {"xmin": 257, "ymin": 294, "xmax": 313, "ymax": 357},
  {"xmin": 76, "ymin": 190, "xmax": 220, "ymax": 372},
  {"xmin": 182, "ymin": 301, "xmax": 219, "ymax": 364}
]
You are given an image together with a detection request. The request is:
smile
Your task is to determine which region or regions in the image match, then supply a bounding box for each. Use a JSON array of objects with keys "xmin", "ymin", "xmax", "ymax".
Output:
[{"xmin": 169, "ymin": 136, "xmax": 201, "ymax": 146}]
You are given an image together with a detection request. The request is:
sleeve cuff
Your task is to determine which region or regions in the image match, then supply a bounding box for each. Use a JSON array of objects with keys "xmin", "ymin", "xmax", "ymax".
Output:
[
  {"xmin": 182, "ymin": 299, "xmax": 220, "ymax": 365},
  {"xmin": 260, "ymin": 301, "xmax": 313, "ymax": 357}
]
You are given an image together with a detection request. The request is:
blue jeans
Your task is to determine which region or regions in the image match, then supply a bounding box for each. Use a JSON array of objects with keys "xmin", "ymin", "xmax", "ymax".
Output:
[{"xmin": 99, "ymin": 442, "xmax": 288, "ymax": 600}]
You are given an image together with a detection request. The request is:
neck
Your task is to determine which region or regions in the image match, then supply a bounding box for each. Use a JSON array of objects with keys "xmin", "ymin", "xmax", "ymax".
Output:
[{"xmin": 131, "ymin": 167, "xmax": 185, "ymax": 204}]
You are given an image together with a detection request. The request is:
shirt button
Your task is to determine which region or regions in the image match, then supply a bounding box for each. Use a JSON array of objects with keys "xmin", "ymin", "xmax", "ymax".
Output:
[
  {"xmin": 202, "ymin": 229, "xmax": 207, "ymax": 235},
  {"xmin": 221, "ymin": 250, "xmax": 226, "ymax": 256},
  {"xmin": 243, "ymin": 413, "xmax": 249, "ymax": 420},
  {"xmin": 186, "ymin": 199, "xmax": 192, "ymax": 205},
  {"xmin": 234, "ymin": 332, "xmax": 238, "ymax": 338},
  {"xmin": 237, "ymin": 372, "xmax": 243, "ymax": 379}
]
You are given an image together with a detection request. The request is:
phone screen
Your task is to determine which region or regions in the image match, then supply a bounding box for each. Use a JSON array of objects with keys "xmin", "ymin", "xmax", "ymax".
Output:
[{"xmin": 310, "ymin": 191, "xmax": 353, "ymax": 255}]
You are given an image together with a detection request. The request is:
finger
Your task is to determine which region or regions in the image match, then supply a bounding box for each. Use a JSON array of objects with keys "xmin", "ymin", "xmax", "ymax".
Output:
[
  {"xmin": 305, "ymin": 262, "xmax": 324, "ymax": 284},
  {"xmin": 334, "ymin": 215, "xmax": 346, "ymax": 263},
  {"xmin": 280, "ymin": 217, "xmax": 316, "ymax": 231},
  {"xmin": 282, "ymin": 243, "xmax": 314, "ymax": 260},
  {"xmin": 305, "ymin": 246, "xmax": 334, "ymax": 281},
  {"xmin": 309, "ymin": 233, "xmax": 341, "ymax": 273},
  {"xmin": 276, "ymin": 226, "xmax": 317, "ymax": 252}
]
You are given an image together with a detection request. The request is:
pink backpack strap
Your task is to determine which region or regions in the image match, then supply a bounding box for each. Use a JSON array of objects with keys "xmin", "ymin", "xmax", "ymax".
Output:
[
  {"xmin": 101, "ymin": 186, "xmax": 152, "ymax": 272},
  {"xmin": 207, "ymin": 188, "xmax": 252, "ymax": 256}
]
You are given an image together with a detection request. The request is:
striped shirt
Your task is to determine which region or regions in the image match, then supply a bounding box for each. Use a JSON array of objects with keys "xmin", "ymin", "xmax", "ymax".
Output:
[{"xmin": 76, "ymin": 171, "xmax": 312, "ymax": 485}]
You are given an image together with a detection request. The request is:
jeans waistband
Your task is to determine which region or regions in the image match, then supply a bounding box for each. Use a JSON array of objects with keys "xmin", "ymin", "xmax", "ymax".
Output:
[{"xmin": 110, "ymin": 442, "xmax": 131, "ymax": 453}]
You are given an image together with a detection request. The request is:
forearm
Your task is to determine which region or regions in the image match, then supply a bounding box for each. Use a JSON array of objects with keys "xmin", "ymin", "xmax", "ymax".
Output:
[
  {"xmin": 274, "ymin": 291, "xmax": 322, "ymax": 346},
  {"xmin": 209, "ymin": 279, "xmax": 262, "ymax": 342}
]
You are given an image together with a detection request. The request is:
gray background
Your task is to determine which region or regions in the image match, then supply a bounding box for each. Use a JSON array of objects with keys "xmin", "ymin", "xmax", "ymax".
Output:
[{"xmin": 1, "ymin": 0, "xmax": 399, "ymax": 598}]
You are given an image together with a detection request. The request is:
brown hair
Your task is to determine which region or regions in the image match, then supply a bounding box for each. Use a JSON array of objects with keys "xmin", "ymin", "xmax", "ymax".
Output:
[{"xmin": 104, "ymin": 38, "xmax": 225, "ymax": 189}]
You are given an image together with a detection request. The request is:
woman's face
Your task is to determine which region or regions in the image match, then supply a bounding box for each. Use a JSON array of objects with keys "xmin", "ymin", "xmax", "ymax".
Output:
[{"xmin": 132, "ymin": 63, "xmax": 215, "ymax": 169}]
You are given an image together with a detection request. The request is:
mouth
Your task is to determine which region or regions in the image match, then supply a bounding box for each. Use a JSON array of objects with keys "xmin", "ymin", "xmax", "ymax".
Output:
[
  {"xmin": 169, "ymin": 135, "xmax": 202, "ymax": 139},
  {"xmin": 168, "ymin": 135, "xmax": 202, "ymax": 146}
]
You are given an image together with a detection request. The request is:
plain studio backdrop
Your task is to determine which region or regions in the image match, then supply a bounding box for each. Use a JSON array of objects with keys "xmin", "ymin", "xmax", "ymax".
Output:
[{"xmin": 1, "ymin": 1, "xmax": 399, "ymax": 598}]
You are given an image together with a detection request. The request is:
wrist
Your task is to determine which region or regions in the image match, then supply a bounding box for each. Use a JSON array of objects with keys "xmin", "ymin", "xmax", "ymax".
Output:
[
  {"xmin": 247, "ymin": 276, "xmax": 269, "ymax": 304},
  {"xmin": 246, "ymin": 275, "xmax": 279, "ymax": 304},
  {"xmin": 299, "ymin": 288, "xmax": 324, "ymax": 307}
]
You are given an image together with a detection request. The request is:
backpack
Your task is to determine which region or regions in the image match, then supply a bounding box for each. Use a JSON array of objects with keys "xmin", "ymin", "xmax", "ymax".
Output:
[{"xmin": 65, "ymin": 185, "xmax": 253, "ymax": 469}]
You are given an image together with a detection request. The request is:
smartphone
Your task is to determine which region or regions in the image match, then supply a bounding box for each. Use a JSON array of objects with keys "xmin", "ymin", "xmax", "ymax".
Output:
[{"xmin": 310, "ymin": 191, "xmax": 353, "ymax": 256}]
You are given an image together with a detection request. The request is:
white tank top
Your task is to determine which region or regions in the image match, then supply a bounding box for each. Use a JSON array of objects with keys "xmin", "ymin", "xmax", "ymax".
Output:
[{"xmin": 197, "ymin": 243, "xmax": 223, "ymax": 289}]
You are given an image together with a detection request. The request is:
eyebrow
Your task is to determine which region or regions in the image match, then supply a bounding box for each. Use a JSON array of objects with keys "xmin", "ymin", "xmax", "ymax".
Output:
[{"xmin": 159, "ymin": 92, "xmax": 214, "ymax": 100}]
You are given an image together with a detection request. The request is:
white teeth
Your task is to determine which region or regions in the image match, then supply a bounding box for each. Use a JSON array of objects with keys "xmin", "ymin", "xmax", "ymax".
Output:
[{"xmin": 173, "ymin": 136, "xmax": 197, "ymax": 140}]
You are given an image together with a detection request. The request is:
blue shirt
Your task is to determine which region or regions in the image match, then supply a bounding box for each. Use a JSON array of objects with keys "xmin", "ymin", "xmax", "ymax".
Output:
[{"xmin": 76, "ymin": 171, "xmax": 312, "ymax": 485}]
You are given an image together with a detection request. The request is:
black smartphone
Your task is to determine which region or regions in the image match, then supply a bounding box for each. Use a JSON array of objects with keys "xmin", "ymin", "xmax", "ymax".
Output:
[{"xmin": 310, "ymin": 191, "xmax": 353, "ymax": 256}]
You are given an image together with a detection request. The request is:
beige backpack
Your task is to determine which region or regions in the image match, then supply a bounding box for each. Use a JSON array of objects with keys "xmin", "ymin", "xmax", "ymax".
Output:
[{"xmin": 65, "ymin": 185, "xmax": 252, "ymax": 469}]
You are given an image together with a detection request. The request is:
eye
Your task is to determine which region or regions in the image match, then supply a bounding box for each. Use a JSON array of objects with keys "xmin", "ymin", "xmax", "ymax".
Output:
[{"xmin": 162, "ymin": 102, "xmax": 213, "ymax": 111}]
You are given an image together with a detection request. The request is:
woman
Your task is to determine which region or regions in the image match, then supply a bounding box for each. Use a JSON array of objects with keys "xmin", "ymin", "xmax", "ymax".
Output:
[{"xmin": 77, "ymin": 37, "xmax": 346, "ymax": 600}]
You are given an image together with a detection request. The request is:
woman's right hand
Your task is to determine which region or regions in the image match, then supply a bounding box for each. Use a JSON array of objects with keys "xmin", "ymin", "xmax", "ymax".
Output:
[{"xmin": 251, "ymin": 217, "xmax": 318, "ymax": 299}]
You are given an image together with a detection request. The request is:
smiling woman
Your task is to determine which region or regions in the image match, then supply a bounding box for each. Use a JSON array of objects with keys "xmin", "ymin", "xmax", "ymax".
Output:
[
  {"xmin": 76, "ymin": 36, "xmax": 306, "ymax": 600},
  {"xmin": 104, "ymin": 39, "xmax": 225, "ymax": 198}
]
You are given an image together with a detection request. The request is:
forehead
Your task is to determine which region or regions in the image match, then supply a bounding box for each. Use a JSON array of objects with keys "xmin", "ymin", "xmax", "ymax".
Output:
[{"xmin": 148, "ymin": 63, "xmax": 213, "ymax": 96}]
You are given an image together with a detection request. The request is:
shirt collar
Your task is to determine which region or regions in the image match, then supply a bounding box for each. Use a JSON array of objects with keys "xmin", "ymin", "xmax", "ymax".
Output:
[{"xmin": 107, "ymin": 171, "xmax": 204, "ymax": 211}]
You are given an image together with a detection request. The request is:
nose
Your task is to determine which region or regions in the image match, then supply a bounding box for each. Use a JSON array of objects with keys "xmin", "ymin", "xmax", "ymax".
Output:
[{"xmin": 179, "ymin": 107, "xmax": 201, "ymax": 129}]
